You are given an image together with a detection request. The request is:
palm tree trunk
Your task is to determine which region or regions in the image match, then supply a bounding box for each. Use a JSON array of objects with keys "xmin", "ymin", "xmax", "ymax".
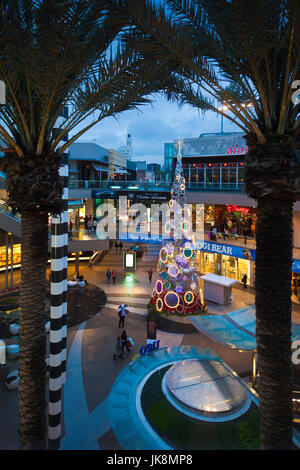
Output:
[
  {"xmin": 255, "ymin": 196, "xmax": 294, "ymax": 450},
  {"xmin": 18, "ymin": 210, "xmax": 49, "ymax": 450}
]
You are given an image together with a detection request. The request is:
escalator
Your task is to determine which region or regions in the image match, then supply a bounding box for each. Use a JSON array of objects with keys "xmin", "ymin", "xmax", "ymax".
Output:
[{"xmin": 0, "ymin": 201, "xmax": 21, "ymax": 238}]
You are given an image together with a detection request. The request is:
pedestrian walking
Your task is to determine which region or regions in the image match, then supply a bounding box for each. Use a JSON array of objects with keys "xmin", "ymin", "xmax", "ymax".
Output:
[
  {"xmin": 115, "ymin": 241, "xmax": 119, "ymax": 252},
  {"xmin": 147, "ymin": 267, "xmax": 153, "ymax": 283},
  {"xmin": 92, "ymin": 219, "xmax": 97, "ymax": 233},
  {"xmin": 119, "ymin": 241, "xmax": 123, "ymax": 251},
  {"xmin": 87, "ymin": 218, "xmax": 92, "ymax": 234},
  {"xmin": 121, "ymin": 330, "xmax": 131, "ymax": 352},
  {"xmin": 118, "ymin": 304, "xmax": 129, "ymax": 328},
  {"xmin": 106, "ymin": 269, "xmax": 111, "ymax": 283},
  {"xmin": 84, "ymin": 215, "xmax": 89, "ymax": 229},
  {"xmin": 242, "ymin": 273, "xmax": 247, "ymax": 289},
  {"xmin": 243, "ymin": 228, "xmax": 248, "ymax": 245},
  {"xmin": 113, "ymin": 336, "xmax": 124, "ymax": 360},
  {"xmin": 112, "ymin": 270, "xmax": 117, "ymax": 284},
  {"xmin": 223, "ymin": 227, "xmax": 229, "ymax": 240}
]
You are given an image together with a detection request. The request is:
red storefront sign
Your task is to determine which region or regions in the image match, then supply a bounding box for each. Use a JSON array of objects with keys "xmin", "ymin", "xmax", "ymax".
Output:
[
  {"xmin": 226, "ymin": 205, "xmax": 250, "ymax": 215},
  {"xmin": 226, "ymin": 145, "xmax": 248, "ymax": 155}
]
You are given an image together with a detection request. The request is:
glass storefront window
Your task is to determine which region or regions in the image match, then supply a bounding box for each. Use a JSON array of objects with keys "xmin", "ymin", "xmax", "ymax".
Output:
[
  {"xmin": 198, "ymin": 168, "xmax": 204, "ymax": 185},
  {"xmin": 221, "ymin": 255, "xmax": 250, "ymax": 285},
  {"xmin": 197, "ymin": 249, "xmax": 251, "ymax": 286},
  {"xmin": 221, "ymin": 166, "xmax": 230, "ymax": 188},
  {"xmin": 221, "ymin": 255, "xmax": 238, "ymax": 280},
  {"xmin": 229, "ymin": 164, "xmax": 237, "ymax": 186},
  {"xmin": 212, "ymin": 166, "xmax": 220, "ymax": 185},
  {"xmin": 238, "ymin": 166, "xmax": 244, "ymax": 184},
  {"xmin": 206, "ymin": 167, "xmax": 213, "ymax": 187},
  {"xmin": 237, "ymin": 258, "xmax": 250, "ymax": 285},
  {"xmin": 0, "ymin": 244, "xmax": 21, "ymax": 269},
  {"xmin": 191, "ymin": 167, "xmax": 198, "ymax": 183},
  {"xmin": 198, "ymin": 251, "xmax": 218, "ymax": 275}
]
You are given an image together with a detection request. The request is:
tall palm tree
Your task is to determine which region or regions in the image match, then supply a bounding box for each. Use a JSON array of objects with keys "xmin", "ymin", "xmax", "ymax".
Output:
[
  {"xmin": 113, "ymin": 0, "xmax": 300, "ymax": 449},
  {"xmin": 0, "ymin": 0, "xmax": 173, "ymax": 449}
]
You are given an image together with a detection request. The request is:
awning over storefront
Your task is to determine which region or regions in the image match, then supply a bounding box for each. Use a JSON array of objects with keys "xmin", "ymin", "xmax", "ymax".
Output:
[
  {"xmin": 114, "ymin": 167, "xmax": 129, "ymax": 175},
  {"xmin": 68, "ymin": 200, "xmax": 84, "ymax": 209},
  {"xmin": 92, "ymin": 162, "xmax": 108, "ymax": 172}
]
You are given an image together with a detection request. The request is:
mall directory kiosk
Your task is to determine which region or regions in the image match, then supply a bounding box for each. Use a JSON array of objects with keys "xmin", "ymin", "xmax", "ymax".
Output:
[{"xmin": 200, "ymin": 273, "xmax": 237, "ymax": 305}]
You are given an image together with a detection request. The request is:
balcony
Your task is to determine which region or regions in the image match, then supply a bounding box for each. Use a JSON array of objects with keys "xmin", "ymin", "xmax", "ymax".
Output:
[{"xmin": 68, "ymin": 180, "xmax": 244, "ymax": 192}]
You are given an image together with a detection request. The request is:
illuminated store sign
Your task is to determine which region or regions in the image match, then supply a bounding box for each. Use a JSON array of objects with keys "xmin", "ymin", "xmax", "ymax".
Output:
[
  {"xmin": 226, "ymin": 205, "xmax": 250, "ymax": 215},
  {"xmin": 196, "ymin": 240, "xmax": 255, "ymax": 260},
  {"xmin": 196, "ymin": 240, "xmax": 300, "ymax": 274},
  {"xmin": 226, "ymin": 145, "xmax": 248, "ymax": 155}
]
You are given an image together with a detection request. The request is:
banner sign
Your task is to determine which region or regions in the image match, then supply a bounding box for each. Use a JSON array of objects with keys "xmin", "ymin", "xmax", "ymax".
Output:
[
  {"xmin": 196, "ymin": 240, "xmax": 300, "ymax": 273},
  {"xmin": 195, "ymin": 240, "xmax": 256, "ymax": 261}
]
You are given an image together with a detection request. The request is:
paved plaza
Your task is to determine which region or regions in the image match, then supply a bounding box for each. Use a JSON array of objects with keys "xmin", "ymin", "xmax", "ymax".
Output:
[{"xmin": 0, "ymin": 243, "xmax": 300, "ymax": 450}]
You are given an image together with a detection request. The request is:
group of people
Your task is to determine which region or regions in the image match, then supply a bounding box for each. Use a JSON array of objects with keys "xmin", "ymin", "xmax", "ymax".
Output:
[
  {"xmin": 68, "ymin": 273, "xmax": 88, "ymax": 288},
  {"xmin": 114, "ymin": 305, "xmax": 132, "ymax": 360},
  {"xmin": 209, "ymin": 220, "xmax": 252, "ymax": 244},
  {"xmin": 113, "ymin": 330, "xmax": 132, "ymax": 360},
  {"xmin": 85, "ymin": 215, "xmax": 97, "ymax": 234},
  {"xmin": 106, "ymin": 269, "xmax": 117, "ymax": 283},
  {"xmin": 114, "ymin": 241, "xmax": 123, "ymax": 252}
]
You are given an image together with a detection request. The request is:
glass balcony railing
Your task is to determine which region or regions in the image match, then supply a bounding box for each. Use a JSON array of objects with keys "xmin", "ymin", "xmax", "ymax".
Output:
[{"xmin": 68, "ymin": 180, "xmax": 244, "ymax": 192}]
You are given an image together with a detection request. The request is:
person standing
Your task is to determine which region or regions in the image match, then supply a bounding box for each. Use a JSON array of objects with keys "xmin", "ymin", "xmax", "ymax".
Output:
[
  {"xmin": 112, "ymin": 270, "xmax": 116, "ymax": 284},
  {"xmin": 113, "ymin": 337, "xmax": 123, "ymax": 360},
  {"xmin": 118, "ymin": 304, "xmax": 128, "ymax": 328},
  {"xmin": 242, "ymin": 273, "xmax": 247, "ymax": 289},
  {"xmin": 92, "ymin": 218, "xmax": 97, "ymax": 234},
  {"xmin": 147, "ymin": 267, "xmax": 153, "ymax": 283},
  {"xmin": 106, "ymin": 269, "xmax": 111, "ymax": 283}
]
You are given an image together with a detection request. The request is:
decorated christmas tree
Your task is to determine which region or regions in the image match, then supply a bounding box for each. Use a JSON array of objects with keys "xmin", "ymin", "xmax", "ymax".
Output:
[{"xmin": 151, "ymin": 139, "xmax": 207, "ymax": 315}]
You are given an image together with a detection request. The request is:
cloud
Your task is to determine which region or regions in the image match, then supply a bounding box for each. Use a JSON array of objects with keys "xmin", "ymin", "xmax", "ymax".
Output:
[{"xmin": 73, "ymin": 95, "xmax": 240, "ymax": 165}]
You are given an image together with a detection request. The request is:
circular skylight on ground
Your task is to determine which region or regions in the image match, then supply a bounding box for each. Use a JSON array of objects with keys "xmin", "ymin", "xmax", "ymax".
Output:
[{"xmin": 164, "ymin": 359, "xmax": 249, "ymax": 420}]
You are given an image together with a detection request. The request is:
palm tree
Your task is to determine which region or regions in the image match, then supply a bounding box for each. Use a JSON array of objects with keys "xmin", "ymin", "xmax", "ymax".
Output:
[
  {"xmin": 113, "ymin": 0, "xmax": 300, "ymax": 449},
  {"xmin": 0, "ymin": 0, "xmax": 173, "ymax": 449}
]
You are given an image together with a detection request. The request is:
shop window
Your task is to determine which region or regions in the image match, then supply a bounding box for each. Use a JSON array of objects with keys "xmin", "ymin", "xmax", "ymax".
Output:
[
  {"xmin": 238, "ymin": 258, "xmax": 250, "ymax": 285},
  {"xmin": 206, "ymin": 167, "xmax": 213, "ymax": 187},
  {"xmin": 199, "ymin": 251, "xmax": 218, "ymax": 275},
  {"xmin": 0, "ymin": 244, "xmax": 21, "ymax": 269}
]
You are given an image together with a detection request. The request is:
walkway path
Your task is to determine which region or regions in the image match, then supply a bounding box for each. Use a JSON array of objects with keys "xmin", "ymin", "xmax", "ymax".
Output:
[{"xmin": 0, "ymin": 243, "xmax": 299, "ymax": 450}]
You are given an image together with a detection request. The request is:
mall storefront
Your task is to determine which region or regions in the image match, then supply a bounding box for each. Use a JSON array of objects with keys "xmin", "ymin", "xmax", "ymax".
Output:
[
  {"xmin": 196, "ymin": 240, "xmax": 300, "ymax": 300},
  {"xmin": 195, "ymin": 240, "xmax": 256, "ymax": 288},
  {"xmin": 203, "ymin": 204, "xmax": 257, "ymax": 237}
]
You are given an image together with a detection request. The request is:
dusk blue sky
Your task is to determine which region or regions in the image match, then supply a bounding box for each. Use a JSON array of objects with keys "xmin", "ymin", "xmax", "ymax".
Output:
[
  {"xmin": 75, "ymin": 95, "xmax": 241, "ymax": 165},
  {"xmin": 74, "ymin": 1, "xmax": 242, "ymax": 165}
]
